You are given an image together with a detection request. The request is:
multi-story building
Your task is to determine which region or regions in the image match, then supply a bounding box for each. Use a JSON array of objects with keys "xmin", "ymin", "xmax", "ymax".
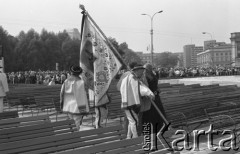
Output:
[
  {"xmin": 183, "ymin": 44, "xmax": 203, "ymax": 68},
  {"xmin": 230, "ymin": 32, "xmax": 240, "ymax": 67},
  {"xmin": 204, "ymin": 40, "xmax": 216, "ymax": 51},
  {"xmin": 197, "ymin": 42, "xmax": 232, "ymax": 67},
  {"xmin": 67, "ymin": 28, "xmax": 81, "ymax": 40}
]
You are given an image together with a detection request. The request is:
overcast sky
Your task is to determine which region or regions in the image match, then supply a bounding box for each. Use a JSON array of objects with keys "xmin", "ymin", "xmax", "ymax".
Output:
[{"xmin": 0, "ymin": 0, "xmax": 240, "ymax": 53}]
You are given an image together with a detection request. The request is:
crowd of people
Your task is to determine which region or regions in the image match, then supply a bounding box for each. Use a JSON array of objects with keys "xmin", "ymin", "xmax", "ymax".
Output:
[
  {"xmin": 6, "ymin": 70, "xmax": 69, "ymax": 85},
  {"xmin": 6, "ymin": 66, "xmax": 240, "ymax": 85},
  {"xmin": 157, "ymin": 66, "xmax": 240, "ymax": 78},
  {"xmin": 117, "ymin": 66, "xmax": 240, "ymax": 80}
]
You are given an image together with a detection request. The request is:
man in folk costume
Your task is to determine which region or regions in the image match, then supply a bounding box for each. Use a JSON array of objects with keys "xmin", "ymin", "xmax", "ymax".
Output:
[
  {"xmin": 117, "ymin": 62, "xmax": 150, "ymax": 135},
  {"xmin": 0, "ymin": 67, "xmax": 9, "ymax": 113},
  {"xmin": 60, "ymin": 65, "xmax": 89, "ymax": 131},
  {"xmin": 116, "ymin": 62, "xmax": 138, "ymax": 91},
  {"xmin": 120, "ymin": 64, "xmax": 155, "ymax": 139}
]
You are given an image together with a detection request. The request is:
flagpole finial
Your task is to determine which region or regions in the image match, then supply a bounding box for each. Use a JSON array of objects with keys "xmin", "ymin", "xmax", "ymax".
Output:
[{"xmin": 79, "ymin": 4, "xmax": 86, "ymax": 11}]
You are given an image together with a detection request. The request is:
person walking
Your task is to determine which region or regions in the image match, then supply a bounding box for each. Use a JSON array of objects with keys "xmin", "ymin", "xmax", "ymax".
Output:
[
  {"xmin": 116, "ymin": 62, "xmax": 137, "ymax": 135},
  {"xmin": 120, "ymin": 64, "xmax": 154, "ymax": 139},
  {"xmin": 0, "ymin": 67, "xmax": 9, "ymax": 113},
  {"xmin": 60, "ymin": 65, "xmax": 89, "ymax": 131},
  {"xmin": 142, "ymin": 63, "xmax": 167, "ymax": 150}
]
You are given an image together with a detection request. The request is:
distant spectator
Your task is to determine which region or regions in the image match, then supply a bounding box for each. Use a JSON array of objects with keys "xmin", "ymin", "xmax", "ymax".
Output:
[
  {"xmin": 48, "ymin": 77, "xmax": 56, "ymax": 86},
  {"xmin": 60, "ymin": 73, "xmax": 67, "ymax": 84}
]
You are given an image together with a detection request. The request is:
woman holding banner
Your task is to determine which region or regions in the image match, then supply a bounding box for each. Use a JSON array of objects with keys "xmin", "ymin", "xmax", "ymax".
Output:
[{"xmin": 60, "ymin": 65, "xmax": 89, "ymax": 131}]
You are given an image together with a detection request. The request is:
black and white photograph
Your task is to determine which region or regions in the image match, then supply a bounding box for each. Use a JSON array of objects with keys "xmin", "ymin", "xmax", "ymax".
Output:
[{"xmin": 1, "ymin": 0, "xmax": 240, "ymax": 153}]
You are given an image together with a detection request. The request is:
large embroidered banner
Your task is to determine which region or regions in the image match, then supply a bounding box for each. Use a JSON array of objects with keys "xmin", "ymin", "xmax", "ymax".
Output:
[{"xmin": 80, "ymin": 16, "xmax": 122, "ymax": 106}]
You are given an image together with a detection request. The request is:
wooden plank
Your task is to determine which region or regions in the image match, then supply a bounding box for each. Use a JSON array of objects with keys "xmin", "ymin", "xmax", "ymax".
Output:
[
  {"xmin": 0, "ymin": 115, "xmax": 49, "ymax": 129},
  {"xmin": 57, "ymin": 136, "xmax": 144, "ymax": 154},
  {"xmin": 56, "ymin": 136, "xmax": 172, "ymax": 154},
  {"xmin": 0, "ymin": 111, "xmax": 19, "ymax": 120},
  {"xmin": 0, "ymin": 120, "xmax": 77, "ymax": 143},
  {"xmin": 0, "ymin": 125, "xmax": 125, "ymax": 154}
]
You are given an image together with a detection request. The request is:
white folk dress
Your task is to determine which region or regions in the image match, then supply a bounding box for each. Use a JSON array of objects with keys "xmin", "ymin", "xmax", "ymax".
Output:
[
  {"xmin": 60, "ymin": 76, "xmax": 89, "ymax": 130},
  {"xmin": 60, "ymin": 76, "xmax": 89, "ymax": 114}
]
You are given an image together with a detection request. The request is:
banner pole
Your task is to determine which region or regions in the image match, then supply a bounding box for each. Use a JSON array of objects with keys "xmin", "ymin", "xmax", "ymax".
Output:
[
  {"xmin": 79, "ymin": 4, "xmax": 127, "ymax": 68},
  {"xmin": 78, "ymin": 7, "xmax": 172, "ymax": 150},
  {"xmin": 79, "ymin": 3, "xmax": 170, "ymax": 126}
]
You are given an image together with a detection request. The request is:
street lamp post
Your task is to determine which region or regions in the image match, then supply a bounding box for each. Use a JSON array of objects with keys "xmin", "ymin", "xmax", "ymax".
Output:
[
  {"xmin": 202, "ymin": 32, "xmax": 214, "ymax": 67},
  {"xmin": 202, "ymin": 32, "xmax": 213, "ymax": 40},
  {"xmin": 142, "ymin": 10, "xmax": 163, "ymax": 65}
]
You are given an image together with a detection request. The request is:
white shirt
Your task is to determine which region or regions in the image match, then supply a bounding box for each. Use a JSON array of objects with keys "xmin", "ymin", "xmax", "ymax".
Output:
[{"xmin": 120, "ymin": 73, "xmax": 154, "ymax": 108}]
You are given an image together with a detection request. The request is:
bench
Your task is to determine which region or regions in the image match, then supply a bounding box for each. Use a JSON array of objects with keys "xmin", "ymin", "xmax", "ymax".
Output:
[
  {"xmin": 107, "ymin": 90, "xmax": 124, "ymax": 124},
  {"xmin": 205, "ymin": 104, "xmax": 240, "ymax": 131},
  {"xmin": 51, "ymin": 98, "xmax": 95, "ymax": 125},
  {"xmin": 19, "ymin": 96, "xmax": 38, "ymax": 116},
  {"xmin": 160, "ymin": 84, "xmax": 225, "ymax": 133},
  {"xmin": 52, "ymin": 98, "xmax": 64, "ymax": 121},
  {"xmin": 204, "ymin": 104, "xmax": 240, "ymax": 146},
  {"xmin": 0, "ymin": 111, "xmax": 19, "ymax": 120},
  {"xmin": 5, "ymin": 93, "xmax": 23, "ymax": 111},
  {"xmin": 0, "ymin": 125, "xmax": 125, "ymax": 154},
  {"xmin": 56, "ymin": 136, "xmax": 179, "ymax": 154},
  {"xmin": 0, "ymin": 119, "xmax": 77, "ymax": 144},
  {"xmin": 34, "ymin": 95, "xmax": 57, "ymax": 115},
  {"xmin": 0, "ymin": 115, "xmax": 50, "ymax": 129},
  {"xmin": 160, "ymin": 84, "xmax": 239, "ymax": 120},
  {"xmin": 167, "ymin": 112, "xmax": 188, "ymax": 130},
  {"xmin": 7, "ymin": 85, "xmax": 61, "ymax": 111},
  {"xmin": 106, "ymin": 80, "xmax": 125, "ymax": 125}
]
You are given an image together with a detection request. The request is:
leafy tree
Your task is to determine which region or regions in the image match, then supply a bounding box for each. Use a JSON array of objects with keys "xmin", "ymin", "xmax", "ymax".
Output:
[
  {"xmin": 14, "ymin": 29, "xmax": 73, "ymax": 71},
  {"xmin": 154, "ymin": 52, "xmax": 179, "ymax": 68},
  {"xmin": 0, "ymin": 27, "xmax": 141, "ymax": 72},
  {"xmin": 39, "ymin": 29, "xmax": 61, "ymax": 70},
  {"xmin": 15, "ymin": 29, "xmax": 41, "ymax": 70},
  {"xmin": 107, "ymin": 39, "xmax": 142, "ymax": 66},
  {"xmin": 122, "ymin": 49, "xmax": 142, "ymax": 66},
  {"xmin": 0, "ymin": 26, "xmax": 17, "ymax": 72},
  {"xmin": 119, "ymin": 42, "xmax": 128, "ymax": 51},
  {"xmin": 108, "ymin": 37, "xmax": 124, "ymax": 56},
  {"xmin": 61, "ymin": 38, "xmax": 80, "ymax": 70}
]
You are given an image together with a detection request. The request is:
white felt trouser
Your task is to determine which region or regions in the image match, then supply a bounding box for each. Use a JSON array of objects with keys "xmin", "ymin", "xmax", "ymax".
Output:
[
  {"xmin": 68, "ymin": 114, "xmax": 83, "ymax": 131},
  {"xmin": 125, "ymin": 108, "xmax": 138, "ymax": 139}
]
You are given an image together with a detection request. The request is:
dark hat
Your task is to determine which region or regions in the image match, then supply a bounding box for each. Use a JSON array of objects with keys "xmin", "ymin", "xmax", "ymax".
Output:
[
  {"xmin": 69, "ymin": 65, "xmax": 82, "ymax": 74},
  {"xmin": 128, "ymin": 62, "xmax": 138, "ymax": 69},
  {"xmin": 131, "ymin": 64, "xmax": 145, "ymax": 71}
]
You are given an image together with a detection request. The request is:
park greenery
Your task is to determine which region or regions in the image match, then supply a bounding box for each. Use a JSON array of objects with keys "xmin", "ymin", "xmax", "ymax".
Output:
[
  {"xmin": 0, "ymin": 26, "xmax": 178, "ymax": 72},
  {"xmin": 154, "ymin": 52, "xmax": 179, "ymax": 68}
]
